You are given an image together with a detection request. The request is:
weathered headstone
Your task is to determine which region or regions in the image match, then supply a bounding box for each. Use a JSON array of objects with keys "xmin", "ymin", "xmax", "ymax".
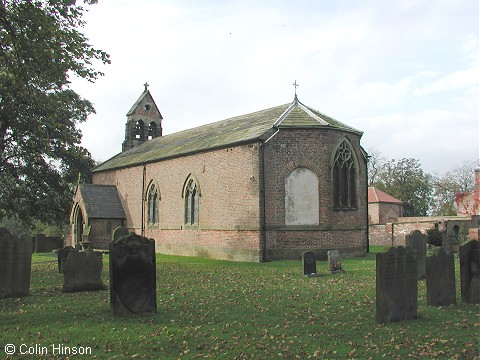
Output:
[
  {"xmin": 405, "ymin": 230, "xmax": 426, "ymax": 280},
  {"xmin": 376, "ymin": 246, "xmax": 417, "ymax": 323},
  {"xmin": 327, "ymin": 250, "xmax": 345, "ymax": 273},
  {"xmin": 459, "ymin": 240, "xmax": 480, "ymax": 304},
  {"xmin": 302, "ymin": 251, "xmax": 317, "ymax": 276},
  {"xmin": 57, "ymin": 245, "xmax": 74, "ymax": 273},
  {"xmin": 0, "ymin": 228, "xmax": 32, "ymax": 298},
  {"xmin": 425, "ymin": 248, "xmax": 456, "ymax": 306},
  {"xmin": 110, "ymin": 233, "xmax": 157, "ymax": 315},
  {"xmin": 62, "ymin": 249, "xmax": 106, "ymax": 292},
  {"xmin": 112, "ymin": 226, "xmax": 130, "ymax": 241}
]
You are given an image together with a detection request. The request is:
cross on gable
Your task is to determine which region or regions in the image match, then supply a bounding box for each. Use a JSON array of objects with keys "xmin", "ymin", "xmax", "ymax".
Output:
[
  {"xmin": 144, "ymin": 82, "xmax": 149, "ymax": 91},
  {"xmin": 293, "ymin": 80, "xmax": 299, "ymax": 95}
]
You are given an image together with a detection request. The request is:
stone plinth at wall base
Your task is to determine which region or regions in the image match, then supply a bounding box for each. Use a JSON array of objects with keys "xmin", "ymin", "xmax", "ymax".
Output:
[
  {"xmin": 156, "ymin": 243, "xmax": 262, "ymax": 262},
  {"xmin": 266, "ymin": 246, "xmax": 366, "ymax": 261},
  {"xmin": 469, "ymin": 228, "xmax": 480, "ymax": 241}
]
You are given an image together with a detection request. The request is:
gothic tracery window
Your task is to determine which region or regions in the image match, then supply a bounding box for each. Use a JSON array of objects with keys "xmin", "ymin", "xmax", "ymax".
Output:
[
  {"xmin": 184, "ymin": 178, "xmax": 199, "ymax": 225},
  {"xmin": 333, "ymin": 140, "xmax": 357, "ymax": 210},
  {"xmin": 147, "ymin": 184, "xmax": 159, "ymax": 225}
]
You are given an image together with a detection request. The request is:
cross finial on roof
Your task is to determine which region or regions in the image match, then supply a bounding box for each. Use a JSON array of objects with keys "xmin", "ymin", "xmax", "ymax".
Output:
[
  {"xmin": 293, "ymin": 80, "xmax": 299, "ymax": 95},
  {"xmin": 144, "ymin": 82, "xmax": 149, "ymax": 91}
]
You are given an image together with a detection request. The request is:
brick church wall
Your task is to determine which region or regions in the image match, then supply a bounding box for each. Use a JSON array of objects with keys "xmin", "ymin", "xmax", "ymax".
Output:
[
  {"xmin": 262, "ymin": 128, "xmax": 368, "ymax": 260},
  {"xmin": 91, "ymin": 128, "xmax": 368, "ymax": 261},
  {"xmin": 92, "ymin": 143, "xmax": 263, "ymax": 261}
]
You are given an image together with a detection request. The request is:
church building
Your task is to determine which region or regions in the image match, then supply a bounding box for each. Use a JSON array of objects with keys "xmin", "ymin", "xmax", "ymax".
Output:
[{"xmin": 69, "ymin": 86, "xmax": 369, "ymax": 261}]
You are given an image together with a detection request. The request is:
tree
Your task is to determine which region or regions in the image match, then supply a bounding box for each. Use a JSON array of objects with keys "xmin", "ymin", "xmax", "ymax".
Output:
[
  {"xmin": 431, "ymin": 160, "xmax": 476, "ymax": 216},
  {"xmin": 376, "ymin": 158, "xmax": 433, "ymax": 216},
  {"xmin": 0, "ymin": 0, "xmax": 110, "ymax": 226},
  {"xmin": 366, "ymin": 147, "xmax": 386, "ymax": 186}
]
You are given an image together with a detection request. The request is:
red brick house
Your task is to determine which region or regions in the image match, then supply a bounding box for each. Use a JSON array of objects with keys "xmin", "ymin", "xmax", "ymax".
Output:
[
  {"xmin": 368, "ymin": 187, "xmax": 403, "ymax": 224},
  {"xmin": 69, "ymin": 88, "xmax": 368, "ymax": 261}
]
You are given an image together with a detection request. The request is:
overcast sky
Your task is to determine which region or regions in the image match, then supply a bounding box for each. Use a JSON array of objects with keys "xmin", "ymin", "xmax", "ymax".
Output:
[{"xmin": 71, "ymin": 0, "xmax": 479, "ymax": 175}]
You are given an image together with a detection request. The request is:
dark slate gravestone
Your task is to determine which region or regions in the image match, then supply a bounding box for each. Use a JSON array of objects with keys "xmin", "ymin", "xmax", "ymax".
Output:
[
  {"xmin": 62, "ymin": 249, "xmax": 106, "ymax": 292},
  {"xmin": 112, "ymin": 226, "xmax": 130, "ymax": 241},
  {"xmin": 327, "ymin": 250, "xmax": 345, "ymax": 274},
  {"xmin": 405, "ymin": 230, "xmax": 426, "ymax": 280},
  {"xmin": 459, "ymin": 240, "xmax": 480, "ymax": 304},
  {"xmin": 57, "ymin": 246, "xmax": 74, "ymax": 273},
  {"xmin": 110, "ymin": 234, "xmax": 157, "ymax": 315},
  {"xmin": 0, "ymin": 228, "xmax": 32, "ymax": 298},
  {"xmin": 302, "ymin": 251, "xmax": 317, "ymax": 276},
  {"xmin": 376, "ymin": 246, "xmax": 418, "ymax": 323},
  {"xmin": 425, "ymin": 248, "xmax": 456, "ymax": 306}
]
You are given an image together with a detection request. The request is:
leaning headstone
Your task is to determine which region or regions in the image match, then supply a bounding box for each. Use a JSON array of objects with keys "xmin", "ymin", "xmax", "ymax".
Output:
[
  {"xmin": 112, "ymin": 226, "xmax": 130, "ymax": 241},
  {"xmin": 376, "ymin": 246, "xmax": 417, "ymax": 323},
  {"xmin": 459, "ymin": 240, "xmax": 480, "ymax": 304},
  {"xmin": 425, "ymin": 248, "xmax": 456, "ymax": 306},
  {"xmin": 405, "ymin": 230, "xmax": 426, "ymax": 280},
  {"xmin": 62, "ymin": 249, "xmax": 106, "ymax": 292},
  {"xmin": 0, "ymin": 228, "xmax": 32, "ymax": 298},
  {"xmin": 57, "ymin": 246, "xmax": 74, "ymax": 273},
  {"xmin": 302, "ymin": 251, "xmax": 317, "ymax": 276},
  {"xmin": 327, "ymin": 250, "xmax": 345, "ymax": 273},
  {"xmin": 110, "ymin": 233, "xmax": 157, "ymax": 315}
]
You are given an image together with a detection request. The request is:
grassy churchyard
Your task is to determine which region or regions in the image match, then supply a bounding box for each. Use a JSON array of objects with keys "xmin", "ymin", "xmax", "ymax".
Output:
[{"xmin": 0, "ymin": 247, "xmax": 478, "ymax": 359}]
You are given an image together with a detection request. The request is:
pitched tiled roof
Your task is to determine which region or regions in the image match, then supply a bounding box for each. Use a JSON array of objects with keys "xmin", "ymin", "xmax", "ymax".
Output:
[
  {"xmin": 368, "ymin": 187, "xmax": 404, "ymax": 204},
  {"xmin": 79, "ymin": 184, "xmax": 126, "ymax": 219},
  {"xmin": 94, "ymin": 97, "xmax": 362, "ymax": 173}
]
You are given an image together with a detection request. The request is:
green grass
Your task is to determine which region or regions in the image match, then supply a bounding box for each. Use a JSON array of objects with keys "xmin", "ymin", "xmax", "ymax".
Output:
[{"xmin": 0, "ymin": 250, "xmax": 478, "ymax": 359}]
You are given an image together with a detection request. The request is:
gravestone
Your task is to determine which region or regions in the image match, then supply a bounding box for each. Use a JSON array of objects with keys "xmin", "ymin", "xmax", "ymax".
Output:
[
  {"xmin": 57, "ymin": 246, "xmax": 74, "ymax": 273},
  {"xmin": 0, "ymin": 228, "xmax": 32, "ymax": 298},
  {"xmin": 112, "ymin": 226, "xmax": 130, "ymax": 241},
  {"xmin": 459, "ymin": 240, "xmax": 480, "ymax": 304},
  {"xmin": 110, "ymin": 233, "xmax": 157, "ymax": 315},
  {"xmin": 302, "ymin": 251, "xmax": 317, "ymax": 276},
  {"xmin": 62, "ymin": 249, "xmax": 106, "ymax": 292},
  {"xmin": 327, "ymin": 250, "xmax": 345, "ymax": 273},
  {"xmin": 425, "ymin": 248, "xmax": 456, "ymax": 306},
  {"xmin": 376, "ymin": 246, "xmax": 417, "ymax": 323},
  {"xmin": 405, "ymin": 230, "xmax": 426, "ymax": 280}
]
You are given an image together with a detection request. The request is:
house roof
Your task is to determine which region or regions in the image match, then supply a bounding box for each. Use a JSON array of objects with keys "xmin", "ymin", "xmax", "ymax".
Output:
[
  {"xmin": 79, "ymin": 184, "xmax": 126, "ymax": 219},
  {"xmin": 368, "ymin": 187, "xmax": 404, "ymax": 204},
  {"xmin": 94, "ymin": 97, "xmax": 362, "ymax": 173}
]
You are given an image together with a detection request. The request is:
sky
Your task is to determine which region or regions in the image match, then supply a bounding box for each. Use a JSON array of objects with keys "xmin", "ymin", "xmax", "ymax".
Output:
[{"xmin": 71, "ymin": 0, "xmax": 479, "ymax": 175}]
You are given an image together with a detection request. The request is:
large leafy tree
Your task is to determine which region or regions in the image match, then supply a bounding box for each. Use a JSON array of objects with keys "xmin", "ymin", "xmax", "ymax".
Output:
[
  {"xmin": 374, "ymin": 158, "xmax": 433, "ymax": 216},
  {"xmin": 0, "ymin": 0, "xmax": 109, "ymax": 225},
  {"xmin": 431, "ymin": 160, "xmax": 476, "ymax": 216}
]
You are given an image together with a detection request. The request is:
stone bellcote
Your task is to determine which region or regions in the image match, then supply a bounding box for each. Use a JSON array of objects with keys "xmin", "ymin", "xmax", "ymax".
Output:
[{"xmin": 122, "ymin": 84, "xmax": 163, "ymax": 152}]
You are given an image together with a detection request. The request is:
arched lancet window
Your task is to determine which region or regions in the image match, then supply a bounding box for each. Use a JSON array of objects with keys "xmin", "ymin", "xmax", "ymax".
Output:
[
  {"xmin": 147, "ymin": 184, "xmax": 159, "ymax": 225},
  {"xmin": 148, "ymin": 122, "xmax": 157, "ymax": 140},
  {"xmin": 184, "ymin": 178, "xmax": 199, "ymax": 225},
  {"xmin": 135, "ymin": 120, "xmax": 145, "ymax": 140},
  {"xmin": 333, "ymin": 140, "xmax": 357, "ymax": 210},
  {"xmin": 285, "ymin": 167, "xmax": 319, "ymax": 225}
]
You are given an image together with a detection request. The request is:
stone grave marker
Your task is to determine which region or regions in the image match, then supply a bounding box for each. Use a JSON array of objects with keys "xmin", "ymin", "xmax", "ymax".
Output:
[
  {"xmin": 459, "ymin": 240, "xmax": 480, "ymax": 304},
  {"xmin": 425, "ymin": 247, "xmax": 456, "ymax": 306},
  {"xmin": 0, "ymin": 228, "xmax": 32, "ymax": 298},
  {"xmin": 110, "ymin": 233, "xmax": 157, "ymax": 315},
  {"xmin": 112, "ymin": 226, "xmax": 130, "ymax": 241},
  {"xmin": 327, "ymin": 250, "xmax": 345, "ymax": 273},
  {"xmin": 376, "ymin": 246, "xmax": 418, "ymax": 323},
  {"xmin": 62, "ymin": 249, "xmax": 106, "ymax": 292},
  {"xmin": 405, "ymin": 230, "xmax": 426, "ymax": 280},
  {"xmin": 57, "ymin": 245, "xmax": 74, "ymax": 273},
  {"xmin": 302, "ymin": 251, "xmax": 317, "ymax": 276}
]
